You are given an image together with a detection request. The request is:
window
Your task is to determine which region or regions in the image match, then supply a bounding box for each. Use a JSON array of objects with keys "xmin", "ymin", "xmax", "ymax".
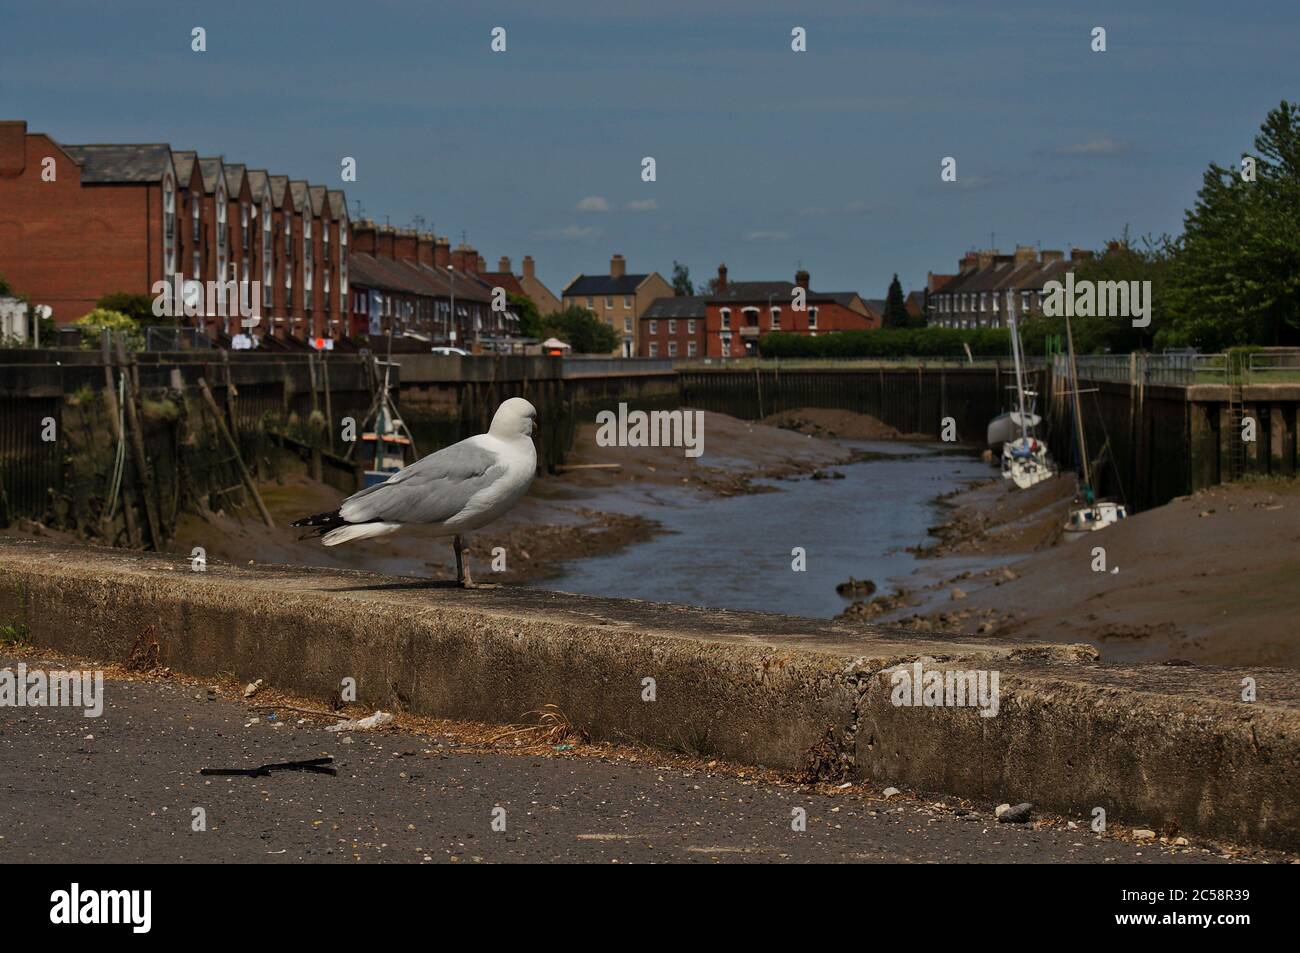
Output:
[
  {"xmin": 687, "ymin": 341, "xmax": 697, "ymax": 357},
  {"xmin": 687, "ymin": 319, "xmax": 695, "ymax": 334},
  {"xmin": 284, "ymin": 212, "xmax": 292, "ymax": 258},
  {"xmin": 720, "ymin": 308, "xmax": 731, "ymax": 330},
  {"xmin": 623, "ymin": 317, "xmax": 631, "ymax": 332},
  {"xmin": 649, "ymin": 342, "xmax": 658, "ymax": 357},
  {"xmin": 304, "ymin": 215, "xmax": 313, "ymax": 303},
  {"xmin": 624, "ymin": 296, "xmax": 632, "ymax": 309},
  {"xmin": 668, "ymin": 319, "xmax": 676, "ymax": 334},
  {"xmin": 339, "ymin": 220, "xmax": 348, "ymax": 297},
  {"xmin": 770, "ymin": 307, "xmax": 780, "ymax": 329},
  {"xmin": 649, "ymin": 320, "xmax": 658, "ymax": 335},
  {"xmin": 808, "ymin": 307, "xmax": 818, "ymax": 329},
  {"xmin": 191, "ymin": 198, "xmax": 200, "ymax": 242},
  {"xmin": 586, "ymin": 296, "xmax": 594, "ymax": 308},
  {"xmin": 262, "ymin": 192, "xmax": 273, "ymax": 307},
  {"xmin": 241, "ymin": 203, "xmax": 250, "ymax": 252},
  {"xmin": 980, "ymin": 293, "xmax": 987, "ymax": 312},
  {"xmin": 216, "ymin": 185, "xmax": 228, "ymax": 281},
  {"xmin": 604, "ymin": 296, "xmax": 613, "ymax": 309},
  {"xmin": 163, "ymin": 173, "xmax": 176, "ymax": 274},
  {"xmin": 1022, "ymin": 290, "xmax": 1031, "ymax": 312},
  {"xmin": 668, "ymin": 341, "xmax": 678, "ymax": 357}
]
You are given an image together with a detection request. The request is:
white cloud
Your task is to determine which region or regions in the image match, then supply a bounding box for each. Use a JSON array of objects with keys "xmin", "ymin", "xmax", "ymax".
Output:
[{"xmin": 576, "ymin": 195, "xmax": 611, "ymax": 212}]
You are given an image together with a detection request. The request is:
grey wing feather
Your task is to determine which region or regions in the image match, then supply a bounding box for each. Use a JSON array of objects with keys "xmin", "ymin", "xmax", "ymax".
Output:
[{"xmin": 339, "ymin": 441, "xmax": 505, "ymax": 525}]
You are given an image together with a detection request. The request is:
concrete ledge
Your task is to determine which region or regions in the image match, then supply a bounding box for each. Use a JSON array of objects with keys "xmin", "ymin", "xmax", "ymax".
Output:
[{"xmin": 1, "ymin": 538, "xmax": 1295, "ymax": 848}]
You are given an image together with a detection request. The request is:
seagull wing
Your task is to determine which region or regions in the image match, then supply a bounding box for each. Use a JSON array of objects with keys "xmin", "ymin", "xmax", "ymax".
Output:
[{"xmin": 339, "ymin": 439, "xmax": 506, "ymax": 526}]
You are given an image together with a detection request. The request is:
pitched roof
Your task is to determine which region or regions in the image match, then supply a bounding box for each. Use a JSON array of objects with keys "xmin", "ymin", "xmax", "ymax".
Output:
[
  {"xmin": 289, "ymin": 180, "xmax": 309, "ymax": 212},
  {"xmin": 171, "ymin": 150, "xmax": 197, "ymax": 184},
  {"xmin": 198, "ymin": 157, "xmax": 224, "ymax": 193},
  {"xmin": 61, "ymin": 144, "xmax": 173, "ymax": 183},
  {"xmin": 642, "ymin": 296, "xmax": 708, "ymax": 319},
  {"xmin": 327, "ymin": 190, "xmax": 348, "ymax": 220},
  {"xmin": 349, "ymin": 254, "xmax": 492, "ymax": 302},
  {"xmin": 709, "ymin": 281, "xmax": 864, "ymax": 309},
  {"xmin": 246, "ymin": 169, "xmax": 270, "ymax": 201},
  {"xmin": 563, "ymin": 274, "xmax": 650, "ymax": 296},
  {"xmin": 223, "ymin": 163, "xmax": 246, "ymax": 195},
  {"xmin": 309, "ymin": 185, "xmax": 328, "ymax": 217},
  {"xmin": 269, "ymin": 175, "xmax": 289, "ymax": 206},
  {"xmin": 862, "ymin": 298, "xmax": 887, "ymax": 317},
  {"xmin": 477, "ymin": 272, "xmax": 526, "ymax": 297}
]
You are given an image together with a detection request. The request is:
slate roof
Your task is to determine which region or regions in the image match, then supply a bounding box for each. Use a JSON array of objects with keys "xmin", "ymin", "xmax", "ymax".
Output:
[
  {"xmin": 223, "ymin": 163, "xmax": 246, "ymax": 196},
  {"xmin": 478, "ymin": 272, "xmax": 526, "ymax": 297},
  {"xmin": 563, "ymin": 274, "xmax": 650, "ymax": 296},
  {"xmin": 171, "ymin": 150, "xmax": 197, "ymax": 184},
  {"xmin": 198, "ymin": 157, "xmax": 224, "ymax": 193},
  {"xmin": 708, "ymin": 281, "xmax": 865, "ymax": 310},
  {"xmin": 289, "ymin": 180, "xmax": 309, "ymax": 212},
  {"xmin": 349, "ymin": 253, "xmax": 491, "ymax": 302},
  {"xmin": 309, "ymin": 185, "xmax": 327, "ymax": 217},
  {"xmin": 246, "ymin": 169, "xmax": 270, "ymax": 201},
  {"xmin": 642, "ymin": 296, "xmax": 708, "ymax": 319},
  {"xmin": 269, "ymin": 175, "xmax": 289, "ymax": 206},
  {"xmin": 61, "ymin": 144, "xmax": 173, "ymax": 183},
  {"xmin": 327, "ymin": 190, "xmax": 348, "ymax": 220}
]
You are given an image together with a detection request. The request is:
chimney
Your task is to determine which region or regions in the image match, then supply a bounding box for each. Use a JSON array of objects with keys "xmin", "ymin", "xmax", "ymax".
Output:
[
  {"xmin": 351, "ymin": 219, "xmax": 377, "ymax": 255},
  {"xmin": 959, "ymin": 252, "xmax": 978, "ymax": 271},
  {"xmin": 435, "ymin": 236, "xmax": 451, "ymax": 269},
  {"xmin": 716, "ymin": 263, "xmax": 728, "ymax": 291},
  {"xmin": 417, "ymin": 232, "xmax": 435, "ymax": 267},
  {"xmin": 976, "ymin": 249, "xmax": 997, "ymax": 269},
  {"xmin": 1013, "ymin": 244, "xmax": 1036, "ymax": 266},
  {"xmin": 795, "ymin": 268, "xmax": 810, "ymax": 290},
  {"xmin": 522, "ymin": 255, "xmax": 536, "ymax": 279},
  {"xmin": 451, "ymin": 244, "xmax": 478, "ymax": 274},
  {"xmin": 0, "ymin": 120, "xmax": 28, "ymax": 176},
  {"xmin": 477, "ymin": 255, "xmax": 487, "ymax": 274},
  {"xmin": 375, "ymin": 225, "xmax": 397, "ymax": 259},
  {"xmin": 610, "ymin": 254, "xmax": 626, "ymax": 279},
  {"xmin": 393, "ymin": 228, "xmax": 418, "ymax": 263},
  {"xmin": 1040, "ymin": 249, "xmax": 1065, "ymax": 264},
  {"xmin": 498, "ymin": 256, "xmax": 512, "ymax": 274},
  {"xmin": 1070, "ymin": 248, "xmax": 1094, "ymax": 262}
]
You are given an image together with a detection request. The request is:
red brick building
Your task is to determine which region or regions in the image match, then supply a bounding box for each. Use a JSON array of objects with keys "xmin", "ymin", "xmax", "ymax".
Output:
[
  {"xmin": 701, "ymin": 264, "xmax": 877, "ymax": 357},
  {"xmin": 0, "ymin": 120, "xmax": 179, "ymax": 321},
  {"xmin": 638, "ymin": 296, "xmax": 707, "ymax": 359}
]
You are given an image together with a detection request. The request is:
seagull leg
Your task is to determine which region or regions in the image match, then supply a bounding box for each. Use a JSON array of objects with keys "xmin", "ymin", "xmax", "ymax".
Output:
[
  {"xmin": 453, "ymin": 534, "xmax": 496, "ymax": 589},
  {"xmin": 453, "ymin": 534, "xmax": 471, "ymax": 587}
]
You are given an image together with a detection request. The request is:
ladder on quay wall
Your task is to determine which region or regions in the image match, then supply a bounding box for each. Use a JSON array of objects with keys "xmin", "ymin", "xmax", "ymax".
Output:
[{"xmin": 1225, "ymin": 360, "xmax": 1246, "ymax": 481}]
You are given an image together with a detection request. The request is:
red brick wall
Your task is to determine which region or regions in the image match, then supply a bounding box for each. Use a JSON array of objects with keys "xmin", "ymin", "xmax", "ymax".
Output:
[
  {"xmin": 638, "ymin": 315, "xmax": 705, "ymax": 358},
  {"xmin": 0, "ymin": 132, "xmax": 163, "ymax": 322},
  {"xmin": 703, "ymin": 300, "xmax": 877, "ymax": 356}
]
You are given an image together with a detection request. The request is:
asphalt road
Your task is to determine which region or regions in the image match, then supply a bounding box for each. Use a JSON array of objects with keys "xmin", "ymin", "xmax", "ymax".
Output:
[{"xmin": 0, "ymin": 657, "xmax": 1275, "ymax": 864}]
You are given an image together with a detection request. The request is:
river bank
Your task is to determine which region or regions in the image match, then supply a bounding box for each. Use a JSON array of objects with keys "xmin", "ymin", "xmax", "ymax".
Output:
[{"xmin": 853, "ymin": 474, "xmax": 1300, "ymax": 669}]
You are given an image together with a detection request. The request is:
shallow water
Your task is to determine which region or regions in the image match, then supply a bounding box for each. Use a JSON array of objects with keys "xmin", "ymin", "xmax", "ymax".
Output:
[{"xmin": 541, "ymin": 441, "xmax": 1006, "ymax": 618}]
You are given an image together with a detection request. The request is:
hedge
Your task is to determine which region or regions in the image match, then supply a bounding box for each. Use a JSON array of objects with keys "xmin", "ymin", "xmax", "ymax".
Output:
[{"xmin": 759, "ymin": 327, "xmax": 1013, "ymax": 358}]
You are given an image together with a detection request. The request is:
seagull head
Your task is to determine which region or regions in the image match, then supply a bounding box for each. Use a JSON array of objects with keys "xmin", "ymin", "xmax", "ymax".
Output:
[{"xmin": 490, "ymin": 397, "xmax": 539, "ymax": 439}]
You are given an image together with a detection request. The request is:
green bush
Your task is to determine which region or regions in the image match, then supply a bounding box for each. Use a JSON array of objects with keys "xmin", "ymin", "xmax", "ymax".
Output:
[
  {"xmin": 759, "ymin": 327, "xmax": 1012, "ymax": 359},
  {"xmin": 73, "ymin": 308, "xmax": 143, "ymax": 351}
]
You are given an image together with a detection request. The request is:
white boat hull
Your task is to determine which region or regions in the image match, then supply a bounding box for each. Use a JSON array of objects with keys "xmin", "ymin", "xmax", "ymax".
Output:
[{"xmin": 1002, "ymin": 437, "xmax": 1054, "ymax": 489}]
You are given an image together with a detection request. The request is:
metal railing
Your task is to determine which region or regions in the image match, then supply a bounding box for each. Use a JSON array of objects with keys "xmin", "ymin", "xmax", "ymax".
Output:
[
  {"xmin": 1069, "ymin": 350, "xmax": 1300, "ymax": 386},
  {"xmin": 561, "ymin": 357, "xmax": 675, "ymax": 377}
]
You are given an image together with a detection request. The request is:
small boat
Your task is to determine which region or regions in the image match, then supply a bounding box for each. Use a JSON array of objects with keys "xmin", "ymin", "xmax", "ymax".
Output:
[
  {"xmin": 987, "ymin": 395, "xmax": 1041, "ymax": 453},
  {"xmin": 1060, "ymin": 312, "xmax": 1126, "ymax": 532},
  {"xmin": 361, "ymin": 402, "xmax": 412, "ymax": 488},
  {"xmin": 997, "ymin": 292, "xmax": 1055, "ymax": 488}
]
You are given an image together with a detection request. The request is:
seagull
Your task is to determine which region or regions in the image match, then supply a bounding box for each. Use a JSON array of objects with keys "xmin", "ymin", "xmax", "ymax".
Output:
[{"xmin": 293, "ymin": 397, "xmax": 538, "ymax": 587}]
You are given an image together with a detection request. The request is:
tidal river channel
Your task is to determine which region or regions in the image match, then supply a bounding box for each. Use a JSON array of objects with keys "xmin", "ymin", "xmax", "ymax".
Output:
[{"xmin": 543, "ymin": 441, "xmax": 1005, "ymax": 619}]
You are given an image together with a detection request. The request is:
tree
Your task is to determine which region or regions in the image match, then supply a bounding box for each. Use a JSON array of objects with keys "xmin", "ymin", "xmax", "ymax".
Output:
[
  {"xmin": 671, "ymin": 261, "xmax": 694, "ymax": 297},
  {"xmin": 96, "ymin": 292, "xmax": 155, "ymax": 325},
  {"xmin": 883, "ymin": 274, "xmax": 909, "ymax": 328},
  {"xmin": 1165, "ymin": 100, "xmax": 1300, "ymax": 348},
  {"xmin": 540, "ymin": 306, "xmax": 620, "ymax": 354},
  {"xmin": 509, "ymin": 292, "xmax": 543, "ymax": 339},
  {"xmin": 1067, "ymin": 229, "xmax": 1175, "ymax": 353},
  {"xmin": 0, "ymin": 272, "xmax": 12, "ymax": 297}
]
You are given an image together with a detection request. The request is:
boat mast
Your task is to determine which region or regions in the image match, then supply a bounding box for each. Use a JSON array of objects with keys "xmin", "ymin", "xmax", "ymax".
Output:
[
  {"xmin": 1007, "ymin": 292, "xmax": 1029, "ymax": 441},
  {"xmin": 1064, "ymin": 313, "xmax": 1092, "ymax": 496}
]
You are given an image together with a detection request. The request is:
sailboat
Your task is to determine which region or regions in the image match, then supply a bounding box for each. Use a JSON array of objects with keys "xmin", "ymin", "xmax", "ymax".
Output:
[
  {"xmin": 348, "ymin": 326, "xmax": 417, "ymax": 488},
  {"xmin": 1061, "ymin": 314, "xmax": 1127, "ymax": 533},
  {"xmin": 999, "ymin": 293, "xmax": 1054, "ymax": 489}
]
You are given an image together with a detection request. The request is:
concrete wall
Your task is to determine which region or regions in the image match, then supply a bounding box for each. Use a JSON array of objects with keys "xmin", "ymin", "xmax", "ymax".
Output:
[{"xmin": 2, "ymin": 538, "xmax": 1296, "ymax": 848}]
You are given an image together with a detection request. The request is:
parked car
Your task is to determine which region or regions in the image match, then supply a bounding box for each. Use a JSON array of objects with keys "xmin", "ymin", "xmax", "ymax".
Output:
[{"xmin": 431, "ymin": 346, "xmax": 469, "ymax": 356}]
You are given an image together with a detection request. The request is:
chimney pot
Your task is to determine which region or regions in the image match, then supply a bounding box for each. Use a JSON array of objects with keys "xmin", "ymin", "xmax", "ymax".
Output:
[
  {"xmin": 498, "ymin": 256, "xmax": 511, "ymax": 273},
  {"xmin": 717, "ymin": 263, "xmax": 728, "ymax": 290},
  {"xmin": 795, "ymin": 268, "xmax": 810, "ymax": 289}
]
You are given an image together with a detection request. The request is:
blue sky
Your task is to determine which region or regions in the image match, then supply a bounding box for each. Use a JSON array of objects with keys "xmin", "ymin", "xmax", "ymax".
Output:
[{"xmin": 3, "ymin": 0, "xmax": 1297, "ymax": 299}]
